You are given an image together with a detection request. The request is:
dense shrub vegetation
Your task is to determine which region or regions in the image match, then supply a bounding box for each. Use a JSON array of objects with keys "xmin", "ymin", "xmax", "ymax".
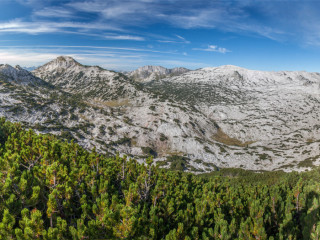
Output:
[{"xmin": 0, "ymin": 118, "xmax": 319, "ymax": 239}]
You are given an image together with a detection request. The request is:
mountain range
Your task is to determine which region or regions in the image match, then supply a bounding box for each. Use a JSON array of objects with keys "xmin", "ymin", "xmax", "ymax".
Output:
[
  {"xmin": 1, "ymin": 56, "xmax": 320, "ymax": 172},
  {"xmin": 127, "ymin": 65, "xmax": 190, "ymax": 82}
]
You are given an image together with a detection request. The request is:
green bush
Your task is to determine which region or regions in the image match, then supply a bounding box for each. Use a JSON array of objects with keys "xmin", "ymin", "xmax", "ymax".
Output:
[{"xmin": 0, "ymin": 118, "xmax": 319, "ymax": 239}]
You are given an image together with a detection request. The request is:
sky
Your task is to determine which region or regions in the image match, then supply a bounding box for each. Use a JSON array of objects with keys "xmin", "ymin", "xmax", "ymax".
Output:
[{"xmin": 1, "ymin": 0, "xmax": 320, "ymax": 71}]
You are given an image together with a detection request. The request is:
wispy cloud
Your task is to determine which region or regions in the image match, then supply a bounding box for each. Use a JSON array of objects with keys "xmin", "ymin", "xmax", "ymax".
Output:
[
  {"xmin": 33, "ymin": 7, "xmax": 74, "ymax": 18},
  {"xmin": 175, "ymin": 35, "xmax": 190, "ymax": 44},
  {"xmin": 67, "ymin": 0, "xmax": 153, "ymax": 23},
  {"xmin": 105, "ymin": 34, "xmax": 145, "ymax": 41},
  {"xmin": 62, "ymin": 0, "xmax": 284, "ymax": 42},
  {"xmin": 8, "ymin": 0, "xmax": 320, "ymax": 45},
  {"xmin": 0, "ymin": 46, "xmax": 191, "ymax": 71},
  {"xmin": 0, "ymin": 45, "xmax": 179, "ymax": 54},
  {"xmin": 0, "ymin": 19, "xmax": 120, "ymax": 34},
  {"xmin": 193, "ymin": 45, "xmax": 230, "ymax": 54},
  {"xmin": 0, "ymin": 20, "xmax": 58, "ymax": 34},
  {"xmin": 158, "ymin": 34, "xmax": 190, "ymax": 44},
  {"xmin": 15, "ymin": 0, "xmax": 55, "ymax": 7}
]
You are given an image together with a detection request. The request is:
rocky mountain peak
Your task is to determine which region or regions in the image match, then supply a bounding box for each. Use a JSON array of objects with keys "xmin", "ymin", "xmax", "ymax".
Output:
[
  {"xmin": 136, "ymin": 65, "xmax": 170, "ymax": 74},
  {"xmin": 0, "ymin": 64, "xmax": 30, "ymax": 78},
  {"xmin": 32, "ymin": 56, "xmax": 81, "ymax": 75},
  {"xmin": 0, "ymin": 63, "xmax": 44, "ymax": 85},
  {"xmin": 128, "ymin": 65, "xmax": 190, "ymax": 82},
  {"xmin": 14, "ymin": 65, "xmax": 24, "ymax": 70},
  {"xmin": 37, "ymin": 56, "xmax": 81, "ymax": 71},
  {"xmin": 170, "ymin": 67, "xmax": 190, "ymax": 74},
  {"xmin": 32, "ymin": 56, "xmax": 135, "ymax": 99}
]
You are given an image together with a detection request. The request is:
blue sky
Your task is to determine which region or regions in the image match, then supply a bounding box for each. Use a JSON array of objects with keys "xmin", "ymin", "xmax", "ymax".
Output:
[{"xmin": 0, "ymin": 0, "xmax": 320, "ymax": 71}]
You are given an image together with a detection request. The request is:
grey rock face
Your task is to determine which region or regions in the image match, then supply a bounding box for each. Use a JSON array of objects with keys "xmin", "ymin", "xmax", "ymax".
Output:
[{"xmin": 128, "ymin": 65, "xmax": 189, "ymax": 82}]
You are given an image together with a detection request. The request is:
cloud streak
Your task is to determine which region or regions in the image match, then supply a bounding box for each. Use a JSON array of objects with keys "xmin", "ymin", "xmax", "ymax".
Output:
[
  {"xmin": 105, "ymin": 34, "xmax": 145, "ymax": 41},
  {"xmin": 64, "ymin": 0, "xmax": 320, "ymax": 45},
  {"xmin": 4, "ymin": 0, "xmax": 318, "ymax": 45},
  {"xmin": 0, "ymin": 19, "xmax": 120, "ymax": 34},
  {"xmin": 157, "ymin": 34, "xmax": 190, "ymax": 44},
  {"xmin": 33, "ymin": 7, "xmax": 74, "ymax": 18},
  {"xmin": 193, "ymin": 45, "xmax": 230, "ymax": 54}
]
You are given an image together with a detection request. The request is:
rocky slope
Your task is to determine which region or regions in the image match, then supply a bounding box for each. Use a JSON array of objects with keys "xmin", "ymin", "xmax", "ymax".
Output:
[
  {"xmin": 30, "ymin": 57, "xmax": 219, "ymax": 172},
  {"xmin": 0, "ymin": 64, "xmax": 48, "ymax": 86},
  {"xmin": 145, "ymin": 65, "xmax": 320, "ymax": 171},
  {"xmin": 128, "ymin": 65, "xmax": 189, "ymax": 82},
  {"xmin": 33, "ymin": 56, "xmax": 139, "ymax": 100},
  {"xmin": 1, "ymin": 57, "xmax": 320, "ymax": 172}
]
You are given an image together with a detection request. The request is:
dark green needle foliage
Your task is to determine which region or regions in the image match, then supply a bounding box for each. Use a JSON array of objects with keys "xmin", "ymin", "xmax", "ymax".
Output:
[{"xmin": 0, "ymin": 117, "xmax": 319, "ymax": 239}]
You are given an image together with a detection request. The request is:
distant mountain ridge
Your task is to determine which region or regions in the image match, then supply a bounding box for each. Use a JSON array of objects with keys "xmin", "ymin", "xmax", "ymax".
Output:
[
  {"xmin": 0, "ymin": 64, "xmax": 48, "ymax": 86},
  {"xmin": 127, "ymin": 65, "xmax": 190, "ymax": 82},
  {"xmin": 23, "ymin": 66, "xmax": 38, "ymax": 71}
]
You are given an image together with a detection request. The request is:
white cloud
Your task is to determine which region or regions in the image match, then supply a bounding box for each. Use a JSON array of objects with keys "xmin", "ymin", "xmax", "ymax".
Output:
[
  {"xmin": 158, "ymin": 40, "xmax": 177, "ymax": 43},
  {"xmin": 0, "ymin": 49, "xmax": 145, "ymax": 70},
  {"xmin": 12, "ymin": 0, "xmax": 314, "ymax": 45},
  {"xmin": 105, "ymin": 35, "xmax": 145, "ymax": 41},
  {"xmin": 34, "ymin": 7, "xmax": 74, "ymax": 18},
  {"xmin": 157, "ymin": 34, "xmax": 190, "ymax": 44},
  {"xmin": 9, "ymin": 0, "xmax": 320, "ymax": 46},
  {"xmin": 175, "ymin": 35, "xmax": 190, "ymax": 44},
  {"xmin": 0, "ymin": 19, "xmax": 120, "ymax": 34},
  {"xmin": 193, "ymin": 45, "xmax": 230, "ymax": 54},
  {"xmin": 0, "ymin": 51, "xmax": 61, "ymax": 66},
  {"xmin": 0, "ymin": 44, "xmax": 181, "ymax": 70},
  {"xmin": 68, "ymin": 0, "xmax": 152, "ymax": 24}
]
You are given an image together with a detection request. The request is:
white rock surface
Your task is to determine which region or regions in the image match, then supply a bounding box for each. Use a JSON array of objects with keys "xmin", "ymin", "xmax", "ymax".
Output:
[
  {"xmin": 0, "ymin": 57, "xmax": 319, "ymax": 172},
  {"xmin": 128, "ymin": 65, "xmax": 189, "ymax": 82}
]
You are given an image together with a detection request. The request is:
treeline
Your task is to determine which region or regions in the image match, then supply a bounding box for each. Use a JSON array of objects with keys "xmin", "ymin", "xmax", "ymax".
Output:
[{"xmin": 0, "ymin": 118, "xmax": 319, "ymax": 239}]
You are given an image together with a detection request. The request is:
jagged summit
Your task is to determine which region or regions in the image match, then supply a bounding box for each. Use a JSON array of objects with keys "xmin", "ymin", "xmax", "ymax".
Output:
[
  {"xmin": 0, "ymin": 64, "xmax": 29, "ymax": 79},
  {"xmin": 34, "ymin": 56, "xmax": 81, "ymax": 72},
  {"xmin": 128, "ymin": 65, "xmax": 190, "ymax": 82},
  {"xmin": 138, "ymin": 65, "xmax": 168, "ymax": 71},
  {"xmin": 0, "ymin": 63, "xmax": 45, "ymax": 86},
  {"xmin": 32, "ymin": 56, "xmax": 137, "ymax": 99}
]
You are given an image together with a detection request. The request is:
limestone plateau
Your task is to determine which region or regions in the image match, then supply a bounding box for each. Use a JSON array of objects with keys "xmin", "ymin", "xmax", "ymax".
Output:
[{"xmin": 1, "ymin": 56, "xmax": 320, "ymax": 172}]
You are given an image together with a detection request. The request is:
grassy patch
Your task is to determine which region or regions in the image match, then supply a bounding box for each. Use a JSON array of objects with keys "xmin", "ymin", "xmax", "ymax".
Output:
[
  {"xmin": 298, "ymin": 156, "xmax": 319, "ymax": 168},
  {"xmin": 212, "ymin": 128, "xmax": 255, "ymax": 147},
  {"xmin": 93, "ymin": 99, "xmax": 131, "ymax": 107}
]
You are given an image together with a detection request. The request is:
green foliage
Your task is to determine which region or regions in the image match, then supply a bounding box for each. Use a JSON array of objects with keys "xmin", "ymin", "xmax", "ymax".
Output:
[
  {"xmin": 141, "ymin": 146, "xmax": 157, "ymax": 157},
  {"xmin": 111, "ymin": 137, "xmax": 131, "ymax": 146},
  {"xmin": 167, "ymin": 155, "xmax": 190, "ymax": 171},
  {"xmin": 0, "ymin": 117, "xmax": 320, "ymax": 239},
  {"xmin": 59, "ymin": 130, "xmax": 74, "ymax": 142},
  {"xmin": 159, "ymin": 133, "xmax": 168, "ymax": 141},
  {"xmin": 149, "ymin": 105, "xmax": 156, "ymax": 111}
]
